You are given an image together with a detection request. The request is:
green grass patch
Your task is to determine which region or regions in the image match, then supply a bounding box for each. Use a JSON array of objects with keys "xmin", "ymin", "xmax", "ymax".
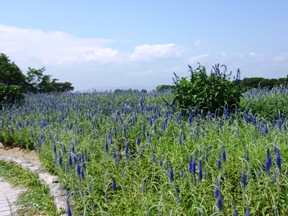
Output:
[{"xmin": 0, "ymin": 160, "xmax": 60, "ymax": 216}]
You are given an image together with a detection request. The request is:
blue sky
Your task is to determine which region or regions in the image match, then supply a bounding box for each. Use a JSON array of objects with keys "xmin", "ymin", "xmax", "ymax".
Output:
[{"xmin": 1, "ymin": 0, "xmax": 288, "ymax": 91}]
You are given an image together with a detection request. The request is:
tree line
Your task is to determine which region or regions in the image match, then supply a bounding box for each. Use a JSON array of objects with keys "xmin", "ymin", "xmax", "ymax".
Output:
[
  {"xmin": 0, "ymin": 53, "xmax": 74, "ymax": 107},
  {"xmin": 157, "ymin": 75, "xmax": 288, "ymax": 92}
]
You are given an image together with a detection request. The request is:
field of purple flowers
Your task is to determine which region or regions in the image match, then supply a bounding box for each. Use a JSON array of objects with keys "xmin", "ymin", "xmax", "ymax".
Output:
[{"xmin": 0, "ymin": 86, "xmax": 288, "ymax": 215}]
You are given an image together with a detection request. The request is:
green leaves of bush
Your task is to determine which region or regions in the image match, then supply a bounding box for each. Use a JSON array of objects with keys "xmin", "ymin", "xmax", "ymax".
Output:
[{"xmin": 173, "ymin": 64, "xmax": 243, "ymax": 113}]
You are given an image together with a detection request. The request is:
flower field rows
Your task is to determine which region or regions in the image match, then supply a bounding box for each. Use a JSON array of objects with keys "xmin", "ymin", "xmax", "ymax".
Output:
[{"xmin": 0, "ymin": 87, "xmax": 288, "ymax": 215}]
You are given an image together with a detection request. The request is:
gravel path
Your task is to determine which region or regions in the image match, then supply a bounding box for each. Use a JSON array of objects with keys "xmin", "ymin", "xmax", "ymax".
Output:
[
  {"xmin": 0, "ymin": 177, "xmax": 26, "ymax": 216},
  {"xmin": 0, "ymin": 145, "xmax": 67, "ymax": 215}
]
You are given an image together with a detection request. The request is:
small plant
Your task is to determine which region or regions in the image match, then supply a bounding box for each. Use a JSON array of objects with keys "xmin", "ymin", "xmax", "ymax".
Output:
[{"xmin": 173, "ymin": 63, "xmax": 242, "ymax": 113}]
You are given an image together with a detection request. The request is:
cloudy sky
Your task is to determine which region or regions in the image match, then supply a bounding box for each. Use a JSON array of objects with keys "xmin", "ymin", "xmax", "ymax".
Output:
[{"xmin": 1, "ymin": 1, "xmax": 288, "ymax": 91}]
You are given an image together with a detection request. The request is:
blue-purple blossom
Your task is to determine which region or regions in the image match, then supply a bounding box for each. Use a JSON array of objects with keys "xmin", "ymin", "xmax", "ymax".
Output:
[
  {"xmin": 159, "ymin": 156, "xmax": 163, "ymax": 166},
  {"xmin": 217, "ymin": 155, "xmax": 222, "ymax": 169},
  {"xmin": 233, "ymin": 205, "xmax": 238, "ymax": 216},
  {"xmin": 245, "ymin": 149, "xmax": 249, "ymax": 161},
  {"xmin": 67, "ymin": 199, "xmax": 72, "ymax": 216},
  {"xmin": 136, "ymin": 134, "xmax": 140, "ymax": 145},
  {"xmin": 242, "ymin": 169, "xmax": 247, "ymax": 186},
  {"xmin": 58, "ymin": 153, "xmax": 63, "ymax": 167},
  {"xmin": 111, "ymin": 176, "xmax": 116, "ymax": 190},
  {"xmin": 124, "ymin": 140, "xmax": 129, "ymax": 155},
  {"xmin": 76, "ymin": 163, "xmax": 81, "ymax": 176},
  {"xmin": 216, "ymin": 193, "xmax": 222, "ymax": 211},
  {"xmin": 222, "ymin": 146, "xmax": 226, "ymax": 162},
  {"xmin": 265, "ymin": 148, "xmax": 272, "ymax": 171},
  {"xmin": 169, "ymin": 166, "xmax": 174, "ymax": 182},
  {"xmin": 198, "ymin": 158, "xmax": 203, "ymax": 181},
  {"xmin": 104, "ymin": 140, "xmax": 109, "ymax": 153},
  {"xmin": 277, "ymin": 118, "xmax": 282, "ymax": 131},
  {"xmin": 275, "ymin": 147, "xmax": 281, "ymax": 170},
  {"xmin": 68, "ymin": 153, "xmax": 73, "ymax": 167}
]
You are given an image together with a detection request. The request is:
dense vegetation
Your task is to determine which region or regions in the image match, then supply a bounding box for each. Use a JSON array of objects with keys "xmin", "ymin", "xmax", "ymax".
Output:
[
  {"xmin": 173, "ymin": 64, "xmax": 242, "ymax": 113},
  {"xmin": 157, "ymin": 75, "xmax": 288, "ymax": 92},
  {"xmin": 0, "ymin": 86, "xmax": 288, "ymax": 215},
  {"xmin": 1, "ymin": 55, "xmax": 288, "ymax": 214},
  {"xmin": 0, "ymin": 53, "xmax": 74, "ymax": 107}
]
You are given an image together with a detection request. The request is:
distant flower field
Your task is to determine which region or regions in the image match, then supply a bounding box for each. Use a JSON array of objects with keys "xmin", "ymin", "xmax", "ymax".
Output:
[{"xmin": 0, "ymin": 87, "xmax": 288, "ymax": 215}]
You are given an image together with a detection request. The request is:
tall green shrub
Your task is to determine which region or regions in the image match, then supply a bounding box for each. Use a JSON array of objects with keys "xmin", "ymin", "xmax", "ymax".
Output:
[
  {"xmin": 173, "ymin": 64, "xmax": 242, "ymax": 113},
  {"xmin": 0, "ymin": 83, "xmax": 24, "ymax": 108}
]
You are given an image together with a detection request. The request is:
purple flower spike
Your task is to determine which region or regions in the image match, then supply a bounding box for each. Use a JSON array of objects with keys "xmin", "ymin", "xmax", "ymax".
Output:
[
  {"xmin": 217, "ymin": 155, "xmax": 222, "ymax": 169},
  {"xmin": 245, "ymin": 149, "xmax": 249, "ymax": 161},
  {"xmin": 58, "ymin": 153, "xmax": 63, "ymax": 167},
  {"xmin": 275, "ymin": 147, "xmax": 281, "ymax": 170},
  {"xmin": 277, "ymin": 118, "xmax": 282, "ymax": 131},
  {"xmin": 124, "ymin": 140, "xmax": 129, "ymax": 155},
  {"xmin": 68, "ymin": 153, "xmax": 73, "ymax": 167},
  {"xmin": 169, "ymin": 166, "xmax": 174, "ymax": 182},
  {"xmin": 216, "ymin": 193, "xmax": 222, "ymax": 211},
  {"xmin": 265, "ymin": 149, "xmax": 272, "ymax": 171},
  {"xmin": 76, "ymin": 163, "xmax": 81, "ymax": 176},
  {"xmin": 111, "ymin": 176, "xmax": 116, "ymax": 191},
  {"xmin": 222, "ymin": 146, "xmax": 226, "ymax": 162},
  {"xmin": 233, "ymin": 205, "xmax": 238, "ymax": 216},
  {"xmin": 198, "ymin": 158, "xmax": 203, "ymax": 181},
  {"xmin": 214, "ymin": 186, "xmax": 221, "ymax": 198},
  {"xmin": 241, "ymin": 169, "xmax": 247, "ymax": 186},
  {"xmin": 67, "ymin": 200, "xmax": 72, "ymax": 216},
  {"xmin": 104, "ymin": 140, "xmax": 109, "ymax": 153}
]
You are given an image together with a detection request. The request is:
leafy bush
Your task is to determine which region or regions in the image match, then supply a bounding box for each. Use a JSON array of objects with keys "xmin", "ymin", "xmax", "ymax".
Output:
[
  {"xmin": 173, "ymin": 64, "xmax": 243, "ymax": 113},
  {"xmin": 0, "ymin": 83, "xmax": 24, "ymax": 108}
]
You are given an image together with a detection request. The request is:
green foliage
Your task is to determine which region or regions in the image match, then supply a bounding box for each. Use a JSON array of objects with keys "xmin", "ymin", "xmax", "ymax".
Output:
[
  {"xmin": 173, "ymin": 64, "xmax": 243, "ymax": 113},
  {"xmin": 0, "ymin": 53, "xmax": 27, "ymax": 87},
  {"xmin": 240, "ymin": 86, "xmax": 288, "ymax": 119},
  {"xmin": 240, "ymin": 76, "xmax": 288, "ymax": 90},
  {"xmin": 0, "ymin": 83, "xmax": 24, "ymax": 108},
  {"xmin": 1, "ymin": 92, "xmax": 288, "ymax": 215},
  {"xmin": 0, "ymin": 160, "xmax": 59, "ymax": 215},
  {"xmin": 0, "ymin": 52, "xmax": 74, "ymax": 107},
  {"xmin": 156, "ymin": 84, "xmax": 173, "ymax": 92}
]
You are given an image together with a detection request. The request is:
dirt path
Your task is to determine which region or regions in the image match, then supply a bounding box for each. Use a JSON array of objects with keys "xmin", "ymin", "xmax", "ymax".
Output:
[{"xmin": 0, "ymin": 143, "xmax": 41, "ymax": 166}]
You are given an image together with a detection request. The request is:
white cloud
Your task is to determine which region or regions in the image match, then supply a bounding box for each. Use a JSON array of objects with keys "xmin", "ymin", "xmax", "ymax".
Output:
[
  {"xmin": 273, "ymin": 53, "xmax": 288, "ymax": 62},
  {"xmin": 1, "ymin": 24, "xmax": 287, "ymax": 91},
  {"xmin": 188, "ymin": 54, "xmax": 209, "ymax": 64},
  {"xmin": 194, "ymin": 39, "xmax": 201, "ymax": 47},
  {"xmin": 129, "ymin": 43, "xmax": 182, "ymax": 61},
  {"xmin": 0, "ymin": 24, "xmax": 117, "ymax": 66}
]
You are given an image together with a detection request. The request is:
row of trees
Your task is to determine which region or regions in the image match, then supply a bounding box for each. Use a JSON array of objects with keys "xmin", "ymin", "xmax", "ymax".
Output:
[
  {"xmin": 157, "ymin": 75, "xmax": 288, "ymax": 92},
  {"xmin": 0, "ymin": 53, "xmax": 74, "ymax": 106},
  {"xmin": 239, "ymin": 77, "xmax": 288, "ymax": 89}
]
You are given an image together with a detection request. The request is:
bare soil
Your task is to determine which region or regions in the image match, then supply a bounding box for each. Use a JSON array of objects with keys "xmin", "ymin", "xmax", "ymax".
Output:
[{"xmin": 0, "ymin": 143, "xmax": 41, "ymax": 166}]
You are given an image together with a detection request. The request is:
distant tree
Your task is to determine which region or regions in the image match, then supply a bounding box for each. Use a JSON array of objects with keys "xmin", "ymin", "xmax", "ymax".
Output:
[
  {"xmin": 156, "ymin": 85, "xmax": 173, "ymax": 92},
  {"xmin": 240, "ymin": 76, "xmax": 288, "ymax": 90},
  {"xmin": 0, "ymin": 52, "xmax": 74, "ymax": 107},
  {"xmin": 25, "ymin": 67, "xmax": 74, "ymax": 93},
  {"xmin": 52, "ymin": 80, "xmax": 74, "ymax": 92},
  {"xmin": 0, "ymin": 53, "xmax": 26, "ymax": 107},
  {"xmin": 25, "ymin": 67, "xmax": 46, "ymax": 93},
  {"xmin": 0, "ymin": 53, "xmax": 27, "ymax": 87}
]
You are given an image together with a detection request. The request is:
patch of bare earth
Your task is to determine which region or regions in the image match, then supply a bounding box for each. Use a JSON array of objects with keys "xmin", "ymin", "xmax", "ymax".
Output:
[{"xmin": 0, "ymin": 143, "xmax": 41, "ymax": 166}]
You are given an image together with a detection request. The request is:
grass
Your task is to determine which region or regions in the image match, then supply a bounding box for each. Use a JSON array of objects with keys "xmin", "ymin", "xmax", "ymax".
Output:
[
  {"xmin": 0, "ymin": 160, "xmax": 60, "ymax": 216},
  {"xmin": 0, "ymin": 88, "xmax": 288, "ymax": 215}
]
